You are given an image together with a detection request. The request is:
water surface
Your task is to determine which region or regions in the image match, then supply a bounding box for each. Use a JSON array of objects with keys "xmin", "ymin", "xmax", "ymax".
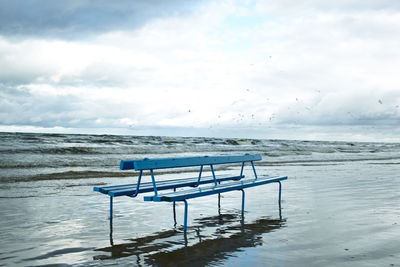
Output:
[{"xmin": 0, "ymin": 132, "xmax": 399, "ymax": 266}]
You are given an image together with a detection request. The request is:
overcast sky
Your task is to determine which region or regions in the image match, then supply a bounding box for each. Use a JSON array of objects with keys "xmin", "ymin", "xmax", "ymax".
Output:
[{"xmin": 1, "ymin": 0, "xmax": 399, "ymax": 142}]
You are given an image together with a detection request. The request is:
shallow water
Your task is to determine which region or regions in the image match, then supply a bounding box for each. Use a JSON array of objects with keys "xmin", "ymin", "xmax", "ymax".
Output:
[{"xmin": 0, "ymin": 132, "xmax": 399, "ymax": 266}]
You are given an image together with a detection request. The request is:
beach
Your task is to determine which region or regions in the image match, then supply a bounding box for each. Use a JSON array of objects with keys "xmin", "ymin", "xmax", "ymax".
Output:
[{"xmin": 0, "ymin": 132, "xmax": 399, "ymax": 266}]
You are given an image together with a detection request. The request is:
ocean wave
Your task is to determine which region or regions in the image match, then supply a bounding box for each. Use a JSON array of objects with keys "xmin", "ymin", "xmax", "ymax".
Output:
[
  {"xmin": 1, "ymin": 132, "xmax": 400, "ymax": 184},
  {"xmin": 0, "ymin": 170, "xmax": 131, "ymax": 183},
  {"xmin": 256, "ymin": 156, "xmax": 400, "ymax": 166}
]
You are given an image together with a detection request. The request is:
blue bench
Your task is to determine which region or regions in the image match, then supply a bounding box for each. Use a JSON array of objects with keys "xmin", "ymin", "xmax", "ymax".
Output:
[{"xmin": 93, "ymin": 154, "xmax": 287, "ymax": 231}]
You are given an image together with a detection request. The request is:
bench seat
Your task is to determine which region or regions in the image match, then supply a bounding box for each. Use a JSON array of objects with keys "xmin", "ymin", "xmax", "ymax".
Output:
[
  {"xmin": 94, "ymin": 174, "xmax": 244, "ymax": 197},
  {"xmin": 144, "ymin": 176, "xmax": 288, "ymax": 202}
]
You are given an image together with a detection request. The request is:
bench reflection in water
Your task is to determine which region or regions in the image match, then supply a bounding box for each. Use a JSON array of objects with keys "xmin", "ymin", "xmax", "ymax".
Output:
[{"xmin": 94, "ymin": 211, "xmax": 285, "ymax": 266}]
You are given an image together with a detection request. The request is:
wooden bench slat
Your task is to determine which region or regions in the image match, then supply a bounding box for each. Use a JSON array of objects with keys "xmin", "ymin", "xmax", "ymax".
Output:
[
  {"xmin": 120, "ymin": 154, "xmax": 261, "ymax": 170},
  {"xmin": 145, "ymin": 176, "xmax": 288, "ymax": 202}
]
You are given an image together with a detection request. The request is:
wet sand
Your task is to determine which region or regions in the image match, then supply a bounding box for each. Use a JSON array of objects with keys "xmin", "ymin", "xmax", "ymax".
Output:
[{"xmin": 0, "ymin": 160, "xmax": 399, "ymax": 266}]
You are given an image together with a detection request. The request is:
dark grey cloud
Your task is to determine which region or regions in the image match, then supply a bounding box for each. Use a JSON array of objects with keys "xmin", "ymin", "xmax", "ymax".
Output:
[
  {"xmin": 0, "ymin": 84, "xmax": 80, "ymax": 127},
  {"xmin": 0, "ymin": 83, "xmax": 143, "ymax": 129},
  {"xmin": 0, "ymin": 0, "xmax": 205, "ymax": 39}
]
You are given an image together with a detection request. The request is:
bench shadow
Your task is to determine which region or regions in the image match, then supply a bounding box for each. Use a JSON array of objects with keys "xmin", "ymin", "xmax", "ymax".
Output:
[{"xmin": 93, "ymin": 211, "xmax": 285, "ymax": 266}]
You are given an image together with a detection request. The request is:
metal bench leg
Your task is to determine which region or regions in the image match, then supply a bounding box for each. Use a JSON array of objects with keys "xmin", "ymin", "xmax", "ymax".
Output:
[
  {"xmin": 240, "ymin": 189, "xmax": 245, "ymax": 218},
  {"xmin": 218, "ymin": 193, "xmax": 221, "ymax": 213},
  {"xmin": 278, "ymin": 181, "xmax": 282, "ymax": 206},
  {"xmin": 183, "ymin": 200, "xmax": 188, "ymax": 232},
  {"xmin": 173, "ymin": 188, "xmax": 177, "ymax": 226},
  {"xmin": 173, "ymin": 201, "xmax": 177, "ymax": 226},
  {"xmin": 109, "ymin": 219, "xmax": 114, "ymax": 246},
  {"xmin": 109, "ymin": 196, "xmax": 113, "ymax": 220},
  {"xmin": 218, "ymin": 181, "xmax": 221, "ymax": 214}
]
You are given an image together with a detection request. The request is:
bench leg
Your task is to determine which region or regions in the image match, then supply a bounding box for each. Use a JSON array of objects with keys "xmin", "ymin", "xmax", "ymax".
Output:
[
  {"xmin": 278, "ymin": 182, "xmax": 282, "ymax": 219},
  {"xmin": 173, "ymin": 188, "xmax": 177, "ymax": 226},
  {"xmin": 278, "ymin": 181, "xmax": 282, "ymax": 206},
  {"xmin": 240, "ymin": 189, "xmax": 245, "ymax": 218},
  {"xmin": 218, "ymin": 193, "xmax": 221, "ymax": 213},
  {"xmin": 109, "ymin": 219, "xmax": 114, "ymax": 246},
  {"xmin": 217, "ymin": 181, "xmax": 221, "ymax": 214},
  {"xmin": 109, "ymin": 196, "xmax": 113, "ymax": 221},
  {"xmin": 173, "ymin": 201, "xmax": 177, "ymax": 226},
  {"xmin": 183, "ymin": 200, "xmax": 188, "ymax": 232}
]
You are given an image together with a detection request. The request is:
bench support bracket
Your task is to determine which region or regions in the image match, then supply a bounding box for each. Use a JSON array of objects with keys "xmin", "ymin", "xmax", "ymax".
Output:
[
  {"xmin": 150, "ymin": 169, "xmax": 158, "ymax": 195},
  {"xmin": 196, "ymin": 165, "xmax": 203, "ymax": 186},
  {"xmin": 240, "ymin": 162, "xmax": 245, "ymax": 177},
  {"xmin": 131, "ymin": 170, "xmax": 143, "ymax": 198},
  {"xmin": 210, "ymin": 164, "xmax": 217, "ymax": 185},
  {"xmin": 251, "ymin": 161, "xmax": 258, "ymax": 179}
]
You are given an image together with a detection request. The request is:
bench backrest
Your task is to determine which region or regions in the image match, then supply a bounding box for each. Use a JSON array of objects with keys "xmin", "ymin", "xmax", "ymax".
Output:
[{"xmin": 120, "ymin": 154, "xmax": 262, "ymax": 171}]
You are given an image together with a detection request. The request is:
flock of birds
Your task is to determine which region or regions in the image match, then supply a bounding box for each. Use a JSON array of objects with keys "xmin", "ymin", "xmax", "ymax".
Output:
[{"xmin": 185, "ymin": 89, "xmax": 399, "ymax": 130}]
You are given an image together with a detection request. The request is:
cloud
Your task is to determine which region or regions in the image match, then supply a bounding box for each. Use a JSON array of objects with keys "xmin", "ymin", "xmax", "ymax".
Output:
[
  {"xmin": 1, "ymin": 0, "xmax": 400, "ymax": 141},
  {"xmin": 0, "ymin": 36, "xmax": 164, "ymax": 87},
  {"xmin": 0, "ymin": 0, "xmax": 206, "ymax": 38}
]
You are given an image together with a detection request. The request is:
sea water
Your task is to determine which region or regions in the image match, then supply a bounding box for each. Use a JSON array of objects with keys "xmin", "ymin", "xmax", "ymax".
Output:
[{"xmin": 0, "ymin": 132, "xmax": 399, "ymax": 266}]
